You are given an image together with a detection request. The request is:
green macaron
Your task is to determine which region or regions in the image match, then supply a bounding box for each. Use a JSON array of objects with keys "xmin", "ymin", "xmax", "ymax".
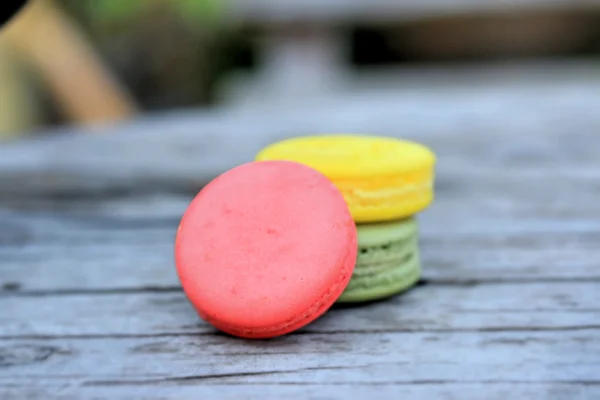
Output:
[{"xmin": 337, "ymin": 217, "xmax": 421, "ymax": 303}]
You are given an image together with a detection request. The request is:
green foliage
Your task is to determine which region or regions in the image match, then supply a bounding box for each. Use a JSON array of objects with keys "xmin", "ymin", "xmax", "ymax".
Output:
[
  {"xmin": 80, "ymin": 0, "xmax": 223, "ymax": 26},
  {"xmin": 82, "ymin": 0, "xmax": 145, "ymax": 23},
  {"xmin": 178, "ymin": 0, "xmax": 223, "ymax": 27}
]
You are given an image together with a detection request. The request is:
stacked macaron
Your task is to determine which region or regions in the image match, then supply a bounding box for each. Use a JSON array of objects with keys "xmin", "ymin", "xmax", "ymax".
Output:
[{"xmin": 256, "ymin": 135, "xmax": 436, "ymax": 303}]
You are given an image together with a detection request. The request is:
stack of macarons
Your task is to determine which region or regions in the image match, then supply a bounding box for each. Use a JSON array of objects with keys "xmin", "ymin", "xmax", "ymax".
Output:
[
  {"xmin": 174, "ymin": 134, "xmax": 435, "ymax": 339},
  {"xmin": 256, "ymin": 135, "xmax": 436, "ymax": 303}
]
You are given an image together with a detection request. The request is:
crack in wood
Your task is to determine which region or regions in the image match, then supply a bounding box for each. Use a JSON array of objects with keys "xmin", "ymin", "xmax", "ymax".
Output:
[
  {"xmin": 82, "ymin": 378, "xmax": 600, "ymax": 387},
  {"xmin": 0, "ymin": 345, "xmax": 63, "ymax": 368},
  {"xmin": 0, "ymin": 325, "xmax": 598, "ymax": 341},
  {"xmin": 82, "ymin": 364, "xmax": 401, "ymax": 386}
]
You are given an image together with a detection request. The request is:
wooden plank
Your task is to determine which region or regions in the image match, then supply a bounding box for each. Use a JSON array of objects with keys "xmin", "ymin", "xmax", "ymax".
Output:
[
  {"xmin": 0, "ymin": 330, "xmax": 598, "ymax": 395},
  {"xmin": 227, "ymin": 0, "xmax": 600, "ymax": 23},
  {"xmin": 1, "ymin": 202, "xmax": 599, "ymax": 293},
  {"xmin": 0, "ymin": 282, "xmax": 599, "ymax": 337},
  {"xmin": 3, "ymin": 382, "xmax": 599, "ymax": 400},
  {"xmin": 0, "ymin": 61, "xmax": 599, "ymax": 196}
]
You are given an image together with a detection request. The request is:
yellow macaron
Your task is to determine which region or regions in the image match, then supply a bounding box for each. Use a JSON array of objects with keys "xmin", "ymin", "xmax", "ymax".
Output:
[{"xmin": 255, "ymin": 134, "xmax": 436, "ymax": 222}]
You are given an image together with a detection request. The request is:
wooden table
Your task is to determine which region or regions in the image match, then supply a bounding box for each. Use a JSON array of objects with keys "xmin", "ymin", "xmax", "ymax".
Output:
[{"xmin": 1, "ymin": 71, "xmax": 600, "ymax": 399}]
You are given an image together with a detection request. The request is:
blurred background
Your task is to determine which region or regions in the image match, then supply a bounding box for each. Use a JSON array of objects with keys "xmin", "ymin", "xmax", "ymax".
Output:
[{"xmin": 1, "ymin": 0, "xmax": 600, "ymax": 140}]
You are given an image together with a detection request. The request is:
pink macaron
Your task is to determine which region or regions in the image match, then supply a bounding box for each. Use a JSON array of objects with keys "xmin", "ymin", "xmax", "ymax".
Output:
[{"xmin": 174, "ymin": 160, "xmax": 357, "ymax": 338}]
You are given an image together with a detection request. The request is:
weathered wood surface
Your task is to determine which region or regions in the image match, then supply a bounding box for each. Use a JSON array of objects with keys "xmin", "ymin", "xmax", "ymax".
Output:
[
  {"xmin": 1, "ymin": 68, "xmax": 600, "ymax": 398},
  {"xmin": 227, "ymin": 0, "xmax": 600, "ymax": 23}
]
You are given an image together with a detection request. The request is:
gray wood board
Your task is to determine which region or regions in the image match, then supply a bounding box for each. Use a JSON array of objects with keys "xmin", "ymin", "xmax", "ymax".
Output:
[
  {"xmin": 1, "ymin": 65, "xmax": 599, "ymax": 197},
  {"xmin": 0, "ymin": 330, "xmax": 598, "ymax": 398},
  {"xmin": 3, "ymin": 383, "xmax": 599, "ymax": 400},
  {"xmin": 1, "ymin": 198, "xmax": 599, "ymax": 293},
  {"xmin": 0, "ymin": 282, "xmax": 599, "ymax": 337}
]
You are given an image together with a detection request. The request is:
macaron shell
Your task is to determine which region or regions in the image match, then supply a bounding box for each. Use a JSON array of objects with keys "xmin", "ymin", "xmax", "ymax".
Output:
[
  {"xmin": 175, "ymin": 161, "xmax": 357, "ymax": 338},
  {"xmin": 255, "ymin": 135, "xmax": 436, "ymax": 222},
  {"xmin": 356, "ymin": 218, "xmax": 417, "ymax": 246},
  {"xmin": 255, "ymin": 135, "xmax": 434, "ymax": 178}
]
